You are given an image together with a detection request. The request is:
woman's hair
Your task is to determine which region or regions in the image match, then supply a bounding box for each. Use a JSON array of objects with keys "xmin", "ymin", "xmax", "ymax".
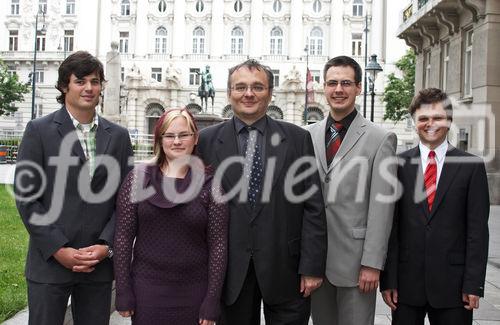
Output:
[{"xmin": 152, "ymin": 108, "xmax": 199, "ymax": 167}]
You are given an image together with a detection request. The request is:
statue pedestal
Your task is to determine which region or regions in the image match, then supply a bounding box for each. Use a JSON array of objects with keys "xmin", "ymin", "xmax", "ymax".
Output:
[{"xmin": 194, "ymin": 113, "xmax": 224, "ymax": 130}]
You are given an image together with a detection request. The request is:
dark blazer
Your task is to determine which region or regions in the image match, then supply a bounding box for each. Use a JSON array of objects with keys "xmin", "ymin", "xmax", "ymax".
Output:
[
  {"xmin": 381, "ymin": 145, "xmax": 490, "ymax": 308},
  {"xmin": 197, "ymin": 116, "xmax": 327, "ymax": 305},
  {"xmin": 15, "ymin": 107, "xmax": 133, "ymax": 284}
]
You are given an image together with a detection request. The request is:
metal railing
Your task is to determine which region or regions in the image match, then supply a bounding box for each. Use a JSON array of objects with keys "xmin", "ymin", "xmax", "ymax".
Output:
[{"xmin": 0, "ymin": 129, "xmax": 155, "ymax": 163}]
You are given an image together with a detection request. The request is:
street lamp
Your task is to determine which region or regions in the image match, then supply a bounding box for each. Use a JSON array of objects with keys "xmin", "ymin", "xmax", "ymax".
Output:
[
  {"xmin": 362, "ymin": 15, "xmax": 369, "ymax": 118},
  {"xmin": 365, "ymin": 54, "xmax": 383, "ymax": 123},
  {"xmin": 303, "ymin": 40, "xmax": 309, "ymax": 125},
  {"xmin": 31, "ymin": 9, "xmax": 46, "ymax": 120}
]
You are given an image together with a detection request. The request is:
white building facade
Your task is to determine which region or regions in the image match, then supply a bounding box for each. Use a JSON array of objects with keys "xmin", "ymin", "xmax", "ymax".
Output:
[{"xmin": 0, "ymin": 0, "xmax": 413, "ymax": 149}]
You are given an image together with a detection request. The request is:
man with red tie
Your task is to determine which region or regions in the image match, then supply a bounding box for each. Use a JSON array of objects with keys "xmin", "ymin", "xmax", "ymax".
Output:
[{"xmin": 380, "ymin": 88, "xmax": 490, "ymax": 325}]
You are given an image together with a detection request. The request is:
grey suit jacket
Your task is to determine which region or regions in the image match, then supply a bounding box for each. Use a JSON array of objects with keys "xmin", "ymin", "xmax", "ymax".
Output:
[
  {"xmin": 308, "ymin": 112, "xmax": 397, "ymax": 287},
  {"xmin": 15, "ymin": 107, "xmax": 133, "ymax": 283}
]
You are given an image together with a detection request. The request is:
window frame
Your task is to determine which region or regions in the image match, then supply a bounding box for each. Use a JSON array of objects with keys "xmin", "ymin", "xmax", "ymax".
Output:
[
  {"xmin": 11, "ymin": 0, "xmax": 20, "ymax": 15},
  {"xmin": 151, "ymin": 67, "xmax": 162, "ymax": 82},
  {"xmin": 155, "ymin": 27, "xmax": 168, "ymax": 54},
  {"xmin": 119, "ymin": 31, "xmax": 129, "ymax": 53},
  {"xmin": 270, "ymin": 27, "xmax": 283, "ymax": 55},
  {"xmin": 9, "ymin": 30, "xmax": 18, "ymax": 51},
  {"xmin": 66, "ymin": 0, "xmax": 75, "ymax": 15},
  {"xmin": 192, "ymin": 27, "xmax": 205, "ymax": 54},
  {"xmin": 231, "ymin": 27, "xmax": 244, "ymax": 55},
  {"xmin": 121, "ymin": 0, "xmax": 130, "ymax": 16}
]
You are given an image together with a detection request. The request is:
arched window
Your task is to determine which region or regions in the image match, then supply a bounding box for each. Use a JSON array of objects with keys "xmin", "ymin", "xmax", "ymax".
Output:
[
  {"xmin": 186, "ymin": 103, "xmax": 203, "ymax": 115},
  {"xmin": 234, "ymin": 0, "xmax": 243, "ymax": 12},
  {"xmin": 145, "ymin": 103, "xmax": 165, "ymax": 134},
  {"xmin": 305, "ymin": 106, "xmax": 324, "ymax": 124},
  {"xmin": 313, "ymin": 0, "xmax": 321, "ymax": 13},
  {"xmin": 353, "ymin": 0, "xmax": 363, "ymax": 16},
  {"xmin": 121, "ymin": 0, "xmax": 130, "ymax": 16},
  {"xmin": 273, "ymin": 0, "xmax": 282, "ymax": 13},
  {"xmin": 222, "ymin": 105, "xmax": 233, "ymax": 119},
  {"xmin": 309, "ymin": 27, "xmax": 323, "ymax": 55},
  {"xmin": 267, "ymin": 105, "xmax": 283, "ymax": 120},
  {"xmin": 158, "ymin": 0, "xmax": 167, "ymax": 12},
  {"xmin": 270, "ymin": 27, "xmax": 283, "ymax": 55},
  {"xmin": 195, "ymin": 0, "xmax": 204, "ymax": 12},
  {"xmin": 193, "ymin": 27, "xmax": 205, "ymax": 54},
  {"xmin": 155, "ymin": 27, "xmax": 167, "ymax": 54},
  {"xmin": 231, "ymin": 27, "xmax": 244, "ymax": 55}
]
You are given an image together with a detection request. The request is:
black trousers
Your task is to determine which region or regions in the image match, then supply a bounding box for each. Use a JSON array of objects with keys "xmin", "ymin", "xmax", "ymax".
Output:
[
  {"xmin": 392, "ymin": 302, "xmax": 473, "ymax": 325},
  {"xmin": 220, "ymin": 260, "xmax": 310, "ymax": 325},
  {"xmin": 27, "ymin": 279, "xmax": 112, "ymax": 325}
]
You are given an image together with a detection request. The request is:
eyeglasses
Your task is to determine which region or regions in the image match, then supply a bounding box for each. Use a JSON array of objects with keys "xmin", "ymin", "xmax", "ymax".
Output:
[
  {"xmin": 325, "ymin": 80, "xmax": 357, "ymax": 88},
  {"xmin": 231, "ymin": 84, "xmax": 268, "ymax": 94},
  {"xmin": 162, "ymin": 132, "xmax": 195, "ymax": 142}
]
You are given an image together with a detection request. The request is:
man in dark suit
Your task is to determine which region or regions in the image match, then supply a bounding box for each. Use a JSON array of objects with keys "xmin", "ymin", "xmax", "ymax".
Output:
[
  {"xmin": 14, "ymin": 51, "xmax": 133, "ymax": 325},
  {"xmin": 197, "ymin": 59, "xmax": 327, "ymax": 324},
  {"xmin": 380, "ymin": 88, "xmax": 490, "ymax": 325}
]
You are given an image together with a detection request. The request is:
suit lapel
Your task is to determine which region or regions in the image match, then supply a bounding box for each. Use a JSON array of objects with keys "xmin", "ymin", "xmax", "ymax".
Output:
[
  {"xmin": 328, "ymin": 112, "xmax": 366, "ymax": 172},
  {"xmin": 428, "ymin": 146, "xmax": 461, "ymax": 220},
  {"xmin": 54, "ymin": 107, "xmax": 86, "ymax": 162},
  {"xmin": 407, "ymin": 147, "xmax": 431, "ymax": 223},
  {"xmin": 214, "ymin": 119, "xmax": 244, "ymax": 198},
  {"xmin": 95, "ymin": 116, "xmax": 111, "ymax": 156},
  {"xmin": 92, "ymin": 116, "xmax": 112, "ymax": 180},
  {"xmin": 309, "ymin": 117, "xmax": 329, "ymax": 175}
]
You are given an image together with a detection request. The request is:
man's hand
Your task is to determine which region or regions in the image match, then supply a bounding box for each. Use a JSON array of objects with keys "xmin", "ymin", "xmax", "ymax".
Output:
[
  {"xmin": 72, "ymin": 245, "xmax": 109, "ymax": 272},
  {"xmin": 381, "ymin": 289, "xmax": 398, "ymax": 310},
  {"xmin": 358, "ymin": 266, "xmax": 380, "ymax": 293},
  {"xmin": 53, "ymin": 247, "xmax": 98, "ymax": 272},
  {"xmin": 118, "ymin": 310, "xmax": 134, "ymax": 317},
  {"xmin": 463, "ymin": 293, "xmax": 480, "ymax": 310},
  {"xmin": 300, "ymin": 275, "xmax": 323, "ymax": 297}
]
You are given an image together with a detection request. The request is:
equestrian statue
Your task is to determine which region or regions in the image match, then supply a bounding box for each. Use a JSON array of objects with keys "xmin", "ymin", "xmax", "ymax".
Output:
[{"xmin": 197, "ymin": 65, "xmax": 215, "ymax": 112}]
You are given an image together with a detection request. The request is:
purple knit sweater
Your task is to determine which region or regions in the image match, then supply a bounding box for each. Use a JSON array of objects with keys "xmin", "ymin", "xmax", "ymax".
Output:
[{"xmin": 114, "ymin": 164, "xmax": 228, "ymax": 321}]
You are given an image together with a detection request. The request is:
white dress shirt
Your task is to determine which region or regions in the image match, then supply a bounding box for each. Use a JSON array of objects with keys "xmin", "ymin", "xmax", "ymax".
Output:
[{"xmin": 419, "ymin": 140, "xmax": 448, "ymax": 188}]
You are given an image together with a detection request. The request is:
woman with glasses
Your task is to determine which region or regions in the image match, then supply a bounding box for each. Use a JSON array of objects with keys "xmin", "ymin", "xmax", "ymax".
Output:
[{"xmin": 114, "ymin": 108, "xmax": 228, "ymax": 325}]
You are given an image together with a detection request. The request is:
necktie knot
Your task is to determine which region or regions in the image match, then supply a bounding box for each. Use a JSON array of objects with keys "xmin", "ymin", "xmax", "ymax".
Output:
[{"xmin": 428, "ymin": 150, "xmax": 436, "ymax": 159}]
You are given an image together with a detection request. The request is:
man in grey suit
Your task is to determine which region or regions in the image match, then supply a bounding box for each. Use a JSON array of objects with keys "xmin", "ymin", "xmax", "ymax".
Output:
[
  {"xmin": 308, "ymin": 56, "xmax": 397, "ymax": 325},
  {"xmin": 14, "ymin": 51, "xmax": 133, "ymax": 325}
]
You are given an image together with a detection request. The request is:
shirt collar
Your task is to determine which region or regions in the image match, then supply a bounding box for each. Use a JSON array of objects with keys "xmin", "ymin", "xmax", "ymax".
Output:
[
  {"xmin": 233, "ymin": 115, "xmax": 267, "ymax": 135},
  {"xmin": 419, "ymin": 139, "xmax": 448, "ymax": 163},
  {"xmin": 326, "ymin": 108, "xmax": 357, "ymax": 132},
  {"xmin": 66, "ymin": 106, "xmax": 99, "ymax": 130}
]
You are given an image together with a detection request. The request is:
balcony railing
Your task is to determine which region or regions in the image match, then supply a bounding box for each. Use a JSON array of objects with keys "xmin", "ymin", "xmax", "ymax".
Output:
[
  {"xmin": 261, "ymin": 55, "xmax": 289, "ymax": 61},
  {"xmin": 403, "ymin": 3, "xmax": 413, "ymax": 22},
  {"xmin": 223, "ymin": 54, "xmax": 249, "ymax": 61},
  {"xmin": 183, "ymin": 53, "xmax": 210, "ymax": 60},
  {"xmin": 0, "ymin": 51, "xmax": 68, "ymax": 61},
  {"xmin": 146, "ymin": 53, "xmax": 172, "ymax": 60}
]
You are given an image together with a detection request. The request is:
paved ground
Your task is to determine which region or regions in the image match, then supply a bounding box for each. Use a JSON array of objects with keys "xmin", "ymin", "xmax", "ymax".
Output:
[
  {"xmin": 2, "ymin": 160, "xmax": 500, "ymax": 324},
  {"xmin": 108, "ymin": 207, "xmax": 500, "ymax": 325}
]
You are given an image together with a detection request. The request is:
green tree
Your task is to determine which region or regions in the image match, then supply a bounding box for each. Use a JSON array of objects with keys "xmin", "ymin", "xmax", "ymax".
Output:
[
  {"xmin": 0, "ymin": 60, "xmax": 30, "ymax": 116},
  {"xmin": 382, "ymin": 49, "xmax": 416, "ymax": 122}
]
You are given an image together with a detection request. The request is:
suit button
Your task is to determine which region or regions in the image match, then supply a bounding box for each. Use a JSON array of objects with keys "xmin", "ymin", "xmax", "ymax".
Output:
[{"xmin": 325, "ymin": 176, "xmax": 330, "ymax": 183}]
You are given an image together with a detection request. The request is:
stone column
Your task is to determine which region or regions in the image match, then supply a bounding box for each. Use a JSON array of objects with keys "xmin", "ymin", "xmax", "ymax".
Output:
[
  {"xmin": 289, "ymin": 0, "xmax": 303, "ymax": 60},
  {"xmin": 249, "ymin": 0, "xmax": 263, "ymax": 57},
  {"xmin": 172, "ymin": 0, "xmax": 186, "ymax": 57},
  {"xmin": 210, "ymin": 0, "xmax": 224, "ymax": 58},
  {"xmin": 330, "ymin": 0, "xmax": 344, "ymax": 57},
  {"xmin": 134, "ymin": 0, "xmax": 148, "ymax": 57}
]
